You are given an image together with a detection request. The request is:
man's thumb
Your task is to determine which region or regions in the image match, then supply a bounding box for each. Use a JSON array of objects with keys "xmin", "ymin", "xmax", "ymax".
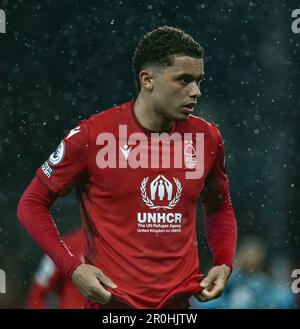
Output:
[{"xmin": 200, "ymin": 277, "xmax": 211, "ymax": 289}]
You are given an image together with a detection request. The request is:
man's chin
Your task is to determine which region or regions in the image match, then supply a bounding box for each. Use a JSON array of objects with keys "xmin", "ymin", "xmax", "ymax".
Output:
[{"xmin": 174, "ymin": 112, "xmax": 191, "ymax": 121}]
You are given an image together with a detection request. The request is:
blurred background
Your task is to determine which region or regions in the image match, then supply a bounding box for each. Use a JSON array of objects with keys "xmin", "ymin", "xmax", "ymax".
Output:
[{"xmin": 0, "ymin": 0, "xmax": 299, "ymax": 308}]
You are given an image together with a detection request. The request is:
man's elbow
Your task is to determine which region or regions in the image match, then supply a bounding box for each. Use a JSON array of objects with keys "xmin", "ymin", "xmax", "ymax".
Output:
[
  {"xmin": 17, "ymin": 177, "xmax": 56, "ymax": 228},
  {"xmin": 17, "ymin": 191, "xmax": 28, "ymax": 226}
]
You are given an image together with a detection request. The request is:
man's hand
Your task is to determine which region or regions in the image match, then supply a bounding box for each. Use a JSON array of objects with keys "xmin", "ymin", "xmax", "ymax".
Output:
[
  {"xmin": 71, "ymin": 264, "xmax": 117, "ymax": 304},
  {"xmin": 194, "ymin": 264, "xmax": 231, "ymax": 302}
]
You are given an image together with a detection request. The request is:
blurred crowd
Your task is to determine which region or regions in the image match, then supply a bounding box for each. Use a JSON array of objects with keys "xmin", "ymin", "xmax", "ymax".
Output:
[{"xmin": 192, "ymin": 235, "xmax": 299, "ymax": 309}]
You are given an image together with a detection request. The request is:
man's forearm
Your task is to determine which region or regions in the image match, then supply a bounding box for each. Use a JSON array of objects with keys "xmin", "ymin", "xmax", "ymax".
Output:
[
  {"xmin": 17, "ymin": 177, "xmax": 82, "ymax": 278},
  {"xmin": 203, "ymin": 193, "xmax": 237, "ymax": 272}
]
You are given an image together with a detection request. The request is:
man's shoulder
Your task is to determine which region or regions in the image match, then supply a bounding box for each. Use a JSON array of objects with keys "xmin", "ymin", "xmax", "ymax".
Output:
[
  {"xmin": 66, "ymin": 101, "xmax": 131, "ymax": 142},
  {"xmin": 85, "ymin": 100, "xmax": 132, "ymax": 128},
  {"xmin": 178, "ymin": 115, "xmax": 223, "ymax": 147},
  {"xmin": 180, "ymin": 113, "xmax": 218, "ymax": 133}
]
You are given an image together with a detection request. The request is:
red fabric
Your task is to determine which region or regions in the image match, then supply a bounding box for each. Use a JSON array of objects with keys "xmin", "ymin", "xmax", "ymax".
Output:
[
  {"xmin": 204, "ymin": 193, "xmax": 237, "ymax": 272},
  {"xmin": 201, "ymin": 125, "xmax": 237, "ymax": 272},
  {"xmin": 58, "ymin": 230, "xmax": 86, "ymax": 308},
  {"xmin": 17, "ymin": 177, "xmax": 82, "ymax": 279},
  {"xmin": 27, "ymin": 283, "xmax": 52, "ymax": 309},
  {"xmin": 18, "ymin": 99, "xmax": 237, "ymax": 309},
  {"xmin": 27, "ymin": 230, "xmax": 85, "ymax": 309}
]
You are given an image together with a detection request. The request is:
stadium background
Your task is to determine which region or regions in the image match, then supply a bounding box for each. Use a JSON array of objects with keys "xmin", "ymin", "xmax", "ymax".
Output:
[{"xmin": 0, "ymin": 0, "xmax": 299, "ymax": 308}]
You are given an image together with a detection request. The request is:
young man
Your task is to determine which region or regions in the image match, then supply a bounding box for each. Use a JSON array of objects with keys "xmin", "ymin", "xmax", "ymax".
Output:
[{"xmin": 17, "ymin": 26, "xmax": 237, "ymax": 309}]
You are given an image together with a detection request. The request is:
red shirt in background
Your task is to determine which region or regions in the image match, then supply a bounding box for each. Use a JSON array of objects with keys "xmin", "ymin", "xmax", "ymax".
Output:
[{"xmin": 27, "ymin": 229, "xmax": 85, "ymax": 309}]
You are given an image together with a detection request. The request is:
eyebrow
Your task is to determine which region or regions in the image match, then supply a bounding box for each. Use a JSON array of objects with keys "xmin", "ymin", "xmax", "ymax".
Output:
[{"xmin": 173, "ymin": 73, "xmax": 205, "ymax": 81}]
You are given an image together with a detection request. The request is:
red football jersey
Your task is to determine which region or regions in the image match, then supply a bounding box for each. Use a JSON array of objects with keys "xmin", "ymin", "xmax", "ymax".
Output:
[{"xmin": 35, "ymin": 99, "xmax": 232, "ymax": 308}]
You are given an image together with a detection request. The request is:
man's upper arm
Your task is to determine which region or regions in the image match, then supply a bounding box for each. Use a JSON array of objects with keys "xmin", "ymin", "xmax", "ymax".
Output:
[
  {"xmin": 201, "ymin": 124, "xmax": 230, "ymax": 214},
  {"xmin": 35, "ymin": 121, "xmax": 89, "ymax": 196}
]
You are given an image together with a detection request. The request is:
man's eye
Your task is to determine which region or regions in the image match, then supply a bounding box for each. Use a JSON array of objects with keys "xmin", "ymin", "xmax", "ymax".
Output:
[{"xmin": 180, "ymin": 78, "xmax": 190, "ymax": 85}]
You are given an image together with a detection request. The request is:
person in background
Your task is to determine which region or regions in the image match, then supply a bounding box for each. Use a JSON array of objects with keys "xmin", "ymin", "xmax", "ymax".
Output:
[
  {"xmin": 27, "ymin": 229, "xmax": 85, "ymax": 309},
  {"xmin": 191, "ymin": 235, "xmax": 296, "ymax": 309}
]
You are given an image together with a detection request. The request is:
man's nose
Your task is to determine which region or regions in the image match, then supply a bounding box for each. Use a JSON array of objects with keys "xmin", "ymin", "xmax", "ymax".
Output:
[{"xmin": 189, "ymin": 82, "xmax": 201, "ymax": 98}]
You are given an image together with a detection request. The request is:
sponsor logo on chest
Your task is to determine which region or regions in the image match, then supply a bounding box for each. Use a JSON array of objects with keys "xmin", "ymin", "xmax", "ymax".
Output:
[{"xmin": 137, "ymin": 175, "xmax": 183, "ymax": 234}]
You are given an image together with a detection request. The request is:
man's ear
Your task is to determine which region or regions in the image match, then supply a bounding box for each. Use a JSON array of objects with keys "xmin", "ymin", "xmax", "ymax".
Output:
[{"xmin": 139, "ymin": 70, "xmax": 154, "ymax": 90}]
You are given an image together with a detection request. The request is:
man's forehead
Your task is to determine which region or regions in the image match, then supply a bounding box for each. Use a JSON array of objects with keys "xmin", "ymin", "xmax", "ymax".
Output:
[{"xmin": 168, "ymin": 55, "xmax": 204, "ymax": 75}]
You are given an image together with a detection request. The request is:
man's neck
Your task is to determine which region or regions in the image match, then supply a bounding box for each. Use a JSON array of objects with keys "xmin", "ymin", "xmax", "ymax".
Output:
[{"xmin": 133, "ymin": 94, "xmax": 174, "ymax": 133}]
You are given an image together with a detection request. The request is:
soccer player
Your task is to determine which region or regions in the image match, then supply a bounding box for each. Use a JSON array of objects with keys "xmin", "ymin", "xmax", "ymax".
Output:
[
  {"xmin": 17, "ymin": 26, "xmax": 237, "ymax": 309},
  {"xmin": 27, "ymin": 229, "xmax": 85, "ymax": 309}
]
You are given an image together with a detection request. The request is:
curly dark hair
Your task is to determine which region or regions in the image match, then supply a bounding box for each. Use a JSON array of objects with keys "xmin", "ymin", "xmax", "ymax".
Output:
[{"xmin": 132, "ymin": 26, "xmax": 204, "ymax": 91}]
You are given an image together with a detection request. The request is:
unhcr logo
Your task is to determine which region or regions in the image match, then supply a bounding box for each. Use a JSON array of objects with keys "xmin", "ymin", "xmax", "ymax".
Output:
[
  {"xmin": 140, "ymin": 175, "xmax": 182, "ymax": 210},
  {"xmin": 0, "ymin": 9, "xmax": 6, "ymax": 34},
  {"xmin": 0, "ymin": 269, "xmax": 5, "ymax": 294}
]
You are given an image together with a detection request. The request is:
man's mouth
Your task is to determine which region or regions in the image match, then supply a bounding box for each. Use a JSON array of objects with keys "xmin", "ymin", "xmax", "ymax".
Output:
[{"xmin": 182, "ymin": 102, "xmax": 196, "ymax": 113}]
